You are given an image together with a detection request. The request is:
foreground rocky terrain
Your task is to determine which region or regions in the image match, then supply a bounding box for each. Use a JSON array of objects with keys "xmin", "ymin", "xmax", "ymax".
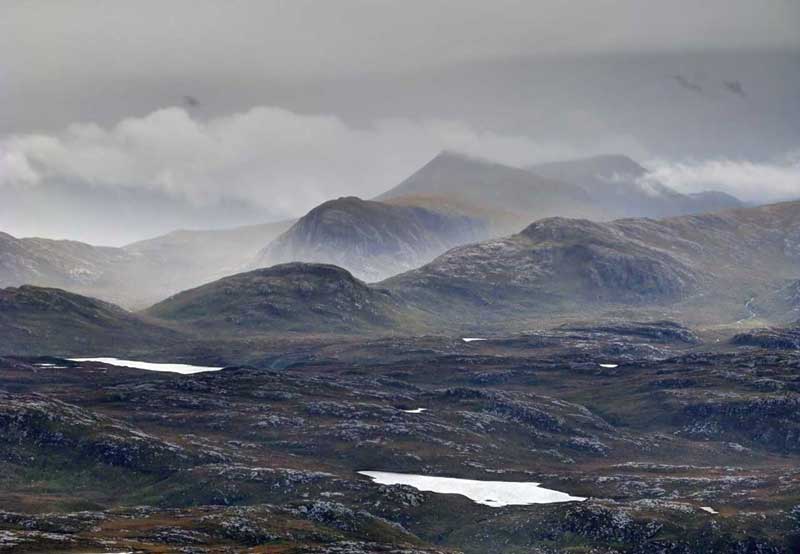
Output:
[{"xmin": 1, "ymin": 322, "xmax": 798, "ymax": 553}]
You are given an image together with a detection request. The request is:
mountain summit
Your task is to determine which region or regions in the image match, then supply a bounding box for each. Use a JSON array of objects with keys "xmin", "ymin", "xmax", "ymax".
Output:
[
  {"xmin": 253, "ymin": 196, "xmax": 488, "ymax": 282},
  {"xmin": 377, "ymin": 151, "xmax": 602, "ymax": 233}
]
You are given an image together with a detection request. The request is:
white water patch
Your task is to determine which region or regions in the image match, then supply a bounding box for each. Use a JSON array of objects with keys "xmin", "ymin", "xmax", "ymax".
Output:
[
  {"xmin": 69, "ymin": 357, "xmax": 223, "ymax": 374},
  {"xmin": 700, "ymin": 506, "xmax": 719, "ymax": 514},
  {"xmin": 599, "ymin": 363, "xmax": 618, "ymax": 368},
  {"xmin": 462, "ymin": 338, "xmax": 487, "ymax": 343},
  {"xmin": 401, "ymin": 408, "xmax": 427, "ymax": 414},
  {"xmin": 358, "ymin": 471, "xmax": 585, "ymax": 507}
]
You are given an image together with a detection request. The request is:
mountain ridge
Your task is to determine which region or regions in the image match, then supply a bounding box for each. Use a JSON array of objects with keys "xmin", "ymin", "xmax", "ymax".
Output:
[{"xmin": 383, "ymin": 199, "xmax": 800, "ymax": 328}]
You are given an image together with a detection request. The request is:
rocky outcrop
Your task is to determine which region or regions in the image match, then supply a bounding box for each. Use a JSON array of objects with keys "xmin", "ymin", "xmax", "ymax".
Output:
[{"xmin": 732, "ymin": 326, "xmax": 800, "ymax": 349}]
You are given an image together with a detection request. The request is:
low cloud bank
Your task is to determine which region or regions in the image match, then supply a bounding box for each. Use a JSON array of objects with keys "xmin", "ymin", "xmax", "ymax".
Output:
[
  {"xmin": 0, "ymin": 105, "xmax": 796, "ymax": 243},
  {"xmin": 0, "ymin": 106, "xmax": 611, "ymax": 218},
  {"xmin": 642, "ymin": 155, "xmax": 800, "ymax": 203}
]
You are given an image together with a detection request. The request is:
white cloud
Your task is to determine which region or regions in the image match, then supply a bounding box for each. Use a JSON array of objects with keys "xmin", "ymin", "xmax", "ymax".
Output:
[
  {"xmin": 641, "ymin": 157, "xmax": 800, "ymax": 203},
  {"xmin": 0, "ymin": 106, "xmax": 640, "ymax": 220}
]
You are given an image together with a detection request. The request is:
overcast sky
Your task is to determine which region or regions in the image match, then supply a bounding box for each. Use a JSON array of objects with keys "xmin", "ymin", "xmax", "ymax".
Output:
[{"xmin": 1, "ymin": 1, "xmax": 798, "ymax": 244}]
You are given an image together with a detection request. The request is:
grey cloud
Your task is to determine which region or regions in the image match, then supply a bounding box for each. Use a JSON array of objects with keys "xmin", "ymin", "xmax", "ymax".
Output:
[
  {"xmin": 0, "ymin": 105, "xmax": 647, "ymax": 244},
  {"xmin": 642, "ymin": 156, "xmax": 800, "ymax": 203},
  {"xmin": 0, "ymin": 1, "xmax": 798, "ymax": 243},
  {"xmin": 1, "ymin": 1, "xmax": 798, "ymax": 133}
]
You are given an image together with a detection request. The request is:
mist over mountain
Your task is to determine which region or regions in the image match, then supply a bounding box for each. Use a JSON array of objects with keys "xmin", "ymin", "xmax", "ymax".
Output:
[
  {"xmin": 0, "ymin": 220, "xmax": 292, "ymax": 309},
  {"xmin": 254, "ymin": 196, "xmax": 489, "ymax": 282},
  {"xmin": 529, "ymin": 154, "xmax": 744, "ymax": 218},
  {"xmin": 377, "ymin": 151, "xmax": 602, "ymax": 234},
  {"xmin": 12, "ymin": 198, "xmax": 800, "ymax": 341},
  {"xmin": 0, "ymin": 151, "xmax": 757, "ymax": 311},
  {"xmin": 124, "ymin": 219, "xmax": 294, "ymax": 289}
]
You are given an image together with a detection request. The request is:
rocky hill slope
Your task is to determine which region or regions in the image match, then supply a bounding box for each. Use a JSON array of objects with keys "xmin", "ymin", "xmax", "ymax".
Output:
[
  {"xmin": 0, "ymin": 285, "xmax": 180, "ymax": 355},
  {"xmin": 383, "ymin": 200, "xmax": 800, "ymax": 328},
  {"xmin": 254, "ymin": 197, "xmax": 488, "ymax": 282},
  {"xmin": 0, "ymin": 231, "xmax": 132, "ymax": 300},
  {"xmin": 146, "ymin": 262, "xmax": 414, "ymax": 334},
  {"xmin": 132, "ymin": 200, "xmax": 800, "ymax": 336}
]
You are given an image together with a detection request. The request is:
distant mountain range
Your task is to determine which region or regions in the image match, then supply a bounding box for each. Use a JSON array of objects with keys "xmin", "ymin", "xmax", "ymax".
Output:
[
  {"xmin": 380, "ymin": 151, "xmax": 741, "ymax": 231},
  {"xmin": 0, "ymin": 221, "xmax": 292, "ymax": 309},
  {"xmin": 5, "ymin": 199, "xmax": 799, "ymax": 354},
  {"xmin": 145, "ymin": 198, "xmax": 800, "ymax": 335},
  {"xmin": 528, "ymin": 154, "xmax": 743, "ymax": 218},
  {"xmin": 0, "ymin": 231, "xmax": 140, "ymax": 306},
  {"xmin": 0, "ymin": 151, "xmax": 746, "ymax": 314},
  {"xmin": 377, "ymin": 151, "xmax": 603, "ymax": 234}
]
